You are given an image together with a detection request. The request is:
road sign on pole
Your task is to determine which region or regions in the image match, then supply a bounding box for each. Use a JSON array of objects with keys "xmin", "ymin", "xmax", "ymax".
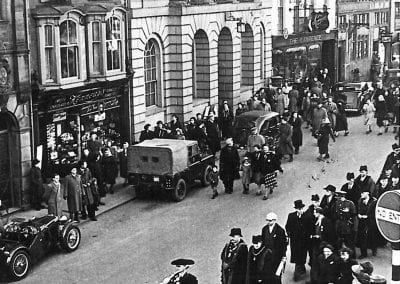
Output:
[{"xmin": 376, "ymin": 190, "xmax": 400, "ymax": 284}]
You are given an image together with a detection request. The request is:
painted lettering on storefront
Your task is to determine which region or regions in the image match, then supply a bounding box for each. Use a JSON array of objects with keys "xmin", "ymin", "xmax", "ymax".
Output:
[{"xmin": 289, "ymin": 34, "xmax": 323, "ymax": 45}]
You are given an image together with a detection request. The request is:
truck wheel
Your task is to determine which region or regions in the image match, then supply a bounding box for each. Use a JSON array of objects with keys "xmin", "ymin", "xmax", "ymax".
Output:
[
  {"xmin": 201, "ymin": 165, "xmax": 212, "ymax": 187},
  {"xmin": 61, "ymin": 226, "xmax": 81, "ymax": 252},
  {"xmin": 172, "ymin": 179, "xmax": 187, "ymax": 202},
  {"xmin": 9, "ymin": 250, "xmax": 30, "ymax": 280}
]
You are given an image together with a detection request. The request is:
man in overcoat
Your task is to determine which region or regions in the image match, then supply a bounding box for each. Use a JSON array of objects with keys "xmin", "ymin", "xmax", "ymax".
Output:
[
  {"xmin": 312, "ymin": 100, "xmax": 327, "ymax": 134},
  {"xmin": 285, "ymin": 200, "xmax": 308, "ymax": 281},
  {"xmin": 221, "ymin": 228, "xmax": 248, "ymax": 284},
  {"xmin": 64, "ymin": 167, "xmax": 85, "ymax": 222},
  {"xmin": 353, "ymin": 165, "xmax": 376, "ymax": 200},
  {"xmin": 334, "ymin": 190, "xmax": 356, "ymax": 254},
  {"xmin": 205, "ymin": 114, "xmax": 221, "ymax": 156},
  {"xmin": 47, "ymin": 173, "xmax": 64, "ymax": 216},
  {"xmin": 320, "ymin": 184, "xmax": 337, "ymax": 222},
  {"xmin": 261, "ymin": 212, "xmax": 287, "ymax": 284},
  {"xmin": 278, "ymin": 116, "xmax": 294, "ymax": 162},
  {"xmin": 30, "ymin": 159, "xmax": 44, "ymax": 210},
  {"xmin": 357, "ymin": 190, "xmax": 378, "ymax": 259},
  {"xmin": 302, "ymin": 194, "xmax": 320, "ymax": 266},
  {"xmin": 119, "ymin": 142, "xmax": 129, "ymax": 185},
  {"xmin": 219, "ymin": 137, "xmax": 240, "ymax": 194}
]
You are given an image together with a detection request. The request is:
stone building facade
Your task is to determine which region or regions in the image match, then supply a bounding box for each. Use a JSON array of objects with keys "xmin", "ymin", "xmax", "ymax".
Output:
[
  {"xmin": 128, "ymin": 0, "xmax": 272, "ymax": 140},
  {"xmin": 337, "ymin": 0, "xmax": 390, "ymax": 82},
  {"xmin": 0, "ymin": 0, "xmax": 32, "ymax": 209}
]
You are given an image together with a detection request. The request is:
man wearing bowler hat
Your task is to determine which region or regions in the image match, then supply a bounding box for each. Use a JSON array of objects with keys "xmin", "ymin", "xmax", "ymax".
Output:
[
  {"xmin": 261, "ymin": 212, "xmax": 287, "ymax": 284},
  {"xmin": 285, "ymin": 200, "xmax": 308, "ymax": 281},
  {"xmin": 221, "ymin": 228, "xmax": 248, "ymax": 284},
  {"xmin": 320, "ymin": 184, "xmax": 337, "ymax": 221},
  {"xmin": 246, "ymin": 235, "xmax": 274, "ymax": 284},
  {"xmin": 340, "ymin": 172, "xmax": 357, "ymax": 206},
  {"xmin": 303, "ymin": 194, "xmax": 320, "ymax": 266},
  {"xmin": 353, "ymin": 165, "xmax": 376, "ymax": 203},
  {"xmin": 334, "ymin": 190, "xmax": 356, "ymax": 254},
  {"xmin": 161, "ymin": 258, "xmax": 198, "ymax": 284}
]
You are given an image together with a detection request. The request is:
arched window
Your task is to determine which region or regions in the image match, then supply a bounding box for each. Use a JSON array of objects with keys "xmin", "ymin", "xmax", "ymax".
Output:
[
  {"xmin": 60, "ymin": 20, "xmax": 78, "ymax": 78},
  {"xmin": 144, "ymin": 39, "xmax": 161, "ymax": 107},
  {"xmin": 106, "ymin": 17, "xmax": 122, "ymax": 71}
]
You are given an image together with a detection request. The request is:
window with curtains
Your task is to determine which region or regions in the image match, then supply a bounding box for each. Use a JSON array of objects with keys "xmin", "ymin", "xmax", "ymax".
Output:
[
  {"xmin": 144, "ymin": 39, "xmax": 160, "ymax": 107},
  {"xmin": 92, "ymin": 21, "xmax": 101, "ymax": 74},
  {"xmin": 60, "ymin": 20, "xmax": 78, "ymax": 78},
  {"xmin": 106, "ymin": 17, "xmax": 122, "ymax": 71},
  {"xmin": 44, "ymin": 25, "xmax": 54, "ymax": 81}
]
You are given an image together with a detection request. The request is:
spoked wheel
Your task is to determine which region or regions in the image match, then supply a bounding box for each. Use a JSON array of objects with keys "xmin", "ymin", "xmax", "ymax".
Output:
[
  {"xmin": 9, "ymin": 250, "xmax": 30, "ymax": 280},
  {"xmin": 172, "ymin": 179, "xmax": 187, "ymax": 202},
  {"xmin": 61, "ymin": 226, "xmax": 81, "ymax": 252},
  {"xmin": 201, "ymin": 165, "xmax": 212, "ymax": 187}
]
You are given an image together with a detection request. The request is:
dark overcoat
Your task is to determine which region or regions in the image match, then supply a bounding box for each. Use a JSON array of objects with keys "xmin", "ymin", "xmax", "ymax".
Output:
[
  {"xmin": 317, "ymin": 123, "xmax": 335, "ymax": 155},
  {"xmin": 278, "ymin": 123, "xmax": 294, "ymax": 155},
  {"xmin": 119, "ymin": 149, "xmax": 128, "ymax": 178},
  {"xmin": 205, "ymin": 120, "xmax": 221, "ymax": 154},
  {"xmin": 63, "ymin": 174, "xmax": 84, "ymax": 212},
  {"xmin": 312, "ymin": 107, "xmax": 327, "ymax": 132},
  {"xmin": 79, "ymin": 168, "xmax": 94, "ymax": 205},
  {"xmin": 219, "ymin": 145, "xmax": 240, "ymax": 181},
  {"xmin": 246, "ymin": 246, "xmax": 274, "ymax": 284},
  {"xmin": 179, "ymin": 273, "xmax": 198, "ymax": 284},
  {"xmin": 285, "ymin": 212, "xmax": 308, "ymax": 264},
  {"xmin": 139, "ymin": 130, "xmax": 154, "ymax": 142},
  {"xmin": 261, "ymin": 224, "xmax": 287, "ymax": 273},
  {"xmin": 31, "ymin": 166, "xmax": 44, "ymax": 200},
  {"xmin": 320, "ymin": 194, "xmax": 337, "ymax": 221},
  {"xmin": 335, "ymin": 102, "xmax": 348, "ymax": 132},
  {"xmin": 102, "ymin": 155, "xmax": 118, "ymax": 185},
  {"xmin": 221, "ymin": 239, "xmax": 248, "ymax": 284},
  {"xmin": 314, "ymin": 253, "xmax": 340, "ymax": 284},
  {"xmin": 337, "ymin": 258, "xmax": 358, "ymax": 284},
  {"xmin": 47, "ymin": 181, "xmax": 64, "ymax": 216},
  {"xmin": 291, "ymin": 117, "xmax": 303, "ymax": 148}
]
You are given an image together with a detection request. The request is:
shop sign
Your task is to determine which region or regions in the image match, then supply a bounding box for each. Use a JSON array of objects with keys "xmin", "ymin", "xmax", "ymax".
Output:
[
  {"xmin": 381, "ymin": 35, "xmax": 392, "ymax": 43},
  {"xmin": 48, "ymin": 89, "xmax": 105, "ymax": 111},
  {"xmin": 273, "ymin": 31, "xmax": 335, "ymax": 48},
  {"xmin": 81, "ymin": 97, "xmax": 119, "ymax": 115},
  {"xmin": 52, "ymin": 112, "xmax": 66, "ymax": 122},
  {"xmin": 94, "ymin": 112, "xmax": 106, "ymax": 122}
]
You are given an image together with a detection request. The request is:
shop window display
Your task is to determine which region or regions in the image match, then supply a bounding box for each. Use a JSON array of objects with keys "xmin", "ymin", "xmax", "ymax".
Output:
[
  {"xmin": 308, "ymin": 44, "xmax": 321, "ymax": 78},
  {"xmin": 284, "ymin": 46, "xmax": 307, "ymax": 83}
]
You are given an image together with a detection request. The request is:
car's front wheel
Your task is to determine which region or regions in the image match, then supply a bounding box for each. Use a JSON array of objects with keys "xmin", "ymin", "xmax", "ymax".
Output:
[
  {"xmin": 172, "ymin": 179, "xmax": 187, "ymax": 202},
  {"xmin": 9, "ymin": 250, "xmax": 30, "ymax": 280},
  {"xmin": 61, "ymin": 226, "xmax": 81, "ymax": 252}
]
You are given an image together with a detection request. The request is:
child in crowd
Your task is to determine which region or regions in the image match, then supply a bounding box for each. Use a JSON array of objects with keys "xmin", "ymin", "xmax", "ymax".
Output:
[
  {"xmin": 241, "ymin": 156, "xmax": 252, "ymax": 194},
  {"xmin": 209, "ymin": 165, "xmax": 219, "ymax": 199}
]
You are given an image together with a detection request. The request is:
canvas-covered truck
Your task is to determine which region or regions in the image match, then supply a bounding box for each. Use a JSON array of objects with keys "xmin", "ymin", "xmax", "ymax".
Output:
[{"xmin": 127, "ymin": 139, "xmax": 215, "ymax": 201}]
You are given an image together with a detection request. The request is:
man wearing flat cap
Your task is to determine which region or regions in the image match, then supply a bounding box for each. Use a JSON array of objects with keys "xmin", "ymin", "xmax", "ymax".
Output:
[
  {"xmin": 285, "ymin": 200, "xmax": 308, "ymax": 281},
  {"xmin": 221, "ymin": 228, "xmax": 248, "ymax": 284},
  {"xmin": 357, "ymin": 189, "xmax": 378, "ymax": 259},
  {"xmin": 161, "ymin": 259, "xmax": 197, "ymax": 284},
  {"xmin": 334, "ymin": 190, "xmax": 356, "ymax": 255},
  {"xmin": 246, "ymin": 235, "xmax": 274, "ymax": 284},
  {"xmin": 320, "ymin": 185, "xmax": 337, "ymax": 221},
  {"xmin": 353, "ymin": 165, "xmax": 376, "ymax": 203},
  {"xmin": 261, "ymin": 212, "xmax": 287, "ymax": 284}
]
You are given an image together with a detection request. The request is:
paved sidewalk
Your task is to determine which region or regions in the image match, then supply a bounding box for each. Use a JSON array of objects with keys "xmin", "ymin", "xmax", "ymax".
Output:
[{"xmin": 3, "ymin": 181, "xmax": 136, "ymax": 225}]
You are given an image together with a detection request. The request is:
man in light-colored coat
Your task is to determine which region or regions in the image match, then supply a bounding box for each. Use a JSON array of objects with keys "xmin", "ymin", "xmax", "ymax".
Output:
[
  {"xmin": 64, "ymin": 167, "xmax": 84, "ymax": 222},
  {"xmin": 47, "ymin": 173, "xmax": 64, "ymax": 216}
]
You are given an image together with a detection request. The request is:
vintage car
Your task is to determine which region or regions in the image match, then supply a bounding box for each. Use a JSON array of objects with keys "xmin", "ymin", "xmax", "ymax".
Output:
[
  {"xmin": 333, "ymin": 82, "xmax": 369, "ymax": 114},
  {"xmin": 232, "ymin": 110, "xmax": 280, "ymax": 150},
  {"xmin": 127, "ymin": 139, "xmax": 215, "ymax": 202},
  {"xmin": 383, "ymin": 68, "xmax": 400, "ymax": 88},
  {"xmin": 0, "ymin": 215, "xmax": 80, "ymax": 280}
]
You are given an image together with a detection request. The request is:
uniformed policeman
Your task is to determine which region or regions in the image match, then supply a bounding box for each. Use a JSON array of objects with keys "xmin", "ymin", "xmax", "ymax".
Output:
[{"xmin": 334, "ymin": 190, "xmax": 356, "ymax": 255}]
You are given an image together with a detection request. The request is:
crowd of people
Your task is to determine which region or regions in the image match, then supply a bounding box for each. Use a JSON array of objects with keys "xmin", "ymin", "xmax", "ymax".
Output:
[
  {"xmin": 219, "ymin": 143, "xmax": 399, "ymax": 284},
  {"xmin": 30, "ymin": 132, "xmax": 130, "ymax": 223}
]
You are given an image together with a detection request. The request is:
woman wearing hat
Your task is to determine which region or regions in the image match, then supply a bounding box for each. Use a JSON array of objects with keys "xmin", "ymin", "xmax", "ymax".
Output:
[
  {"xmin": 221, "ymin": 228, "xmax": 248, "ymax": 284},
  {"xmin": 246, "ymin": 235, "xmax": 274, "ymax": 284},
  {"xmin": 337, "ymin": 247, "xmax": 358, "ymax": 284},
  {"xmin": 313, "ymin": 243, "xmax": 340, "ymax": 284},
  {"xmin": 375, "ymin": 95, "xmax": 388, "ymax": 136},
  {"xmin": 161, "ymin": 259, "xmax": 197, "ymax": 284},
  {"xmin": 316, "ymin": 117, "xmax": 335, "ymax": 160}
]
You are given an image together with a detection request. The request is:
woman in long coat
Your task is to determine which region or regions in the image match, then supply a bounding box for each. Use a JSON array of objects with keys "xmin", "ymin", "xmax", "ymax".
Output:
[
  {"xmin": 47, "ymin": 173, "xmax": 64, "ymax": 216},
  {"xmin": 312, "ymin": 101, "xmax": 328, "ymax": 134},
  {"xmin": 290, "ymin": 112, "xmax": 303, "ymax": 154},
  {"xmin": 275, "ymin": 88, "xmax": 285, "ymax": 116},
  {"xmin": 219, "ymin": 138, "xmax": 240, "ymax": 194},
  {"xmin": 335, "ymin": 100, "xmax": 349, "ymax": 136},
  {"xmin": 102, "ymin": 148, "xmax": 118, "ymax": 194},
  {"xmin": 205, "ymin": 115, "xmax": 221, "ymax": 156},
  {"xmin": 278, "ymin": 116, "xmax": 294, "ymax": 161},
  {"xmin": 63, "ymin": 167, "xmax": 84, "ymax": 222},
  {"xmin": 119, "ymin": 142, "xmax": 129, "ymax": 185},
  {"xmin": 317, "ymin": 117, "xmax": 336, "ymax": 160},
  {"xmin": 78, "ymin": 160, "xmax": 96, "ymax": 221},
  {"xmin": 375, "ymin": 95, "xmax": 388, "ymax": 135}
]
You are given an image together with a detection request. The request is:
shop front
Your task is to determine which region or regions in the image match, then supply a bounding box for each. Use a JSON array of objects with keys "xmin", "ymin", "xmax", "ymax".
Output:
[
  {"xmin": 33, "ymin": 80, "xmax": 129, "ymax": 178},
  {"xmin": 272, "ymin": 31, "xmax": 337, "ymax": 84}
]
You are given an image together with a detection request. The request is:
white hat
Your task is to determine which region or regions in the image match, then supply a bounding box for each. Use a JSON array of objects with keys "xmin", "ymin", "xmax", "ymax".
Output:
[{"xmin": 266, "ymin": 212, "xmax": 277, "ymax": 221}]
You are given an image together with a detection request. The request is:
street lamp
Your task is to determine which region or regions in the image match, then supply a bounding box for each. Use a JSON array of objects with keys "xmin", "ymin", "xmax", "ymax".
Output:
[{"xmin": 236, "ymin": 19, "xmax": 246, "ymax": 33}]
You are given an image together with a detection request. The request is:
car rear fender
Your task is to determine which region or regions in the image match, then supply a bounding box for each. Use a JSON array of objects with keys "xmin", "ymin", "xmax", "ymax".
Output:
[
  {"xmin": 61, "ymin": 222, "xmax": 77, "ymax": 239},
  {"xmin": 6, "ymin": 246, "xmax": 30, "ymax": 265}
]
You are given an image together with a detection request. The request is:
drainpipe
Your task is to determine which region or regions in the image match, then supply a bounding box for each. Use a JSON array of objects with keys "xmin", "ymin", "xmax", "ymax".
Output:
[{"xmin": 125, "ymin": 0, "xmax": 134, "ymax": 144}]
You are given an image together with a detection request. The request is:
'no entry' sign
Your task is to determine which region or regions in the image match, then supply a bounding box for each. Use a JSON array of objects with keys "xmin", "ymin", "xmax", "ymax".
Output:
[{"xmin": 376, "ymin": 190, "xmax": 400, "ymax": 243}]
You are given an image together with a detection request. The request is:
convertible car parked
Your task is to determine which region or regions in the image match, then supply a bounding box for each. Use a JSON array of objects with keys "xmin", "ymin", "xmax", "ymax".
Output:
[{"xmin": 0, "ymin": 215, "xmax": 81, "ymax": 280}]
